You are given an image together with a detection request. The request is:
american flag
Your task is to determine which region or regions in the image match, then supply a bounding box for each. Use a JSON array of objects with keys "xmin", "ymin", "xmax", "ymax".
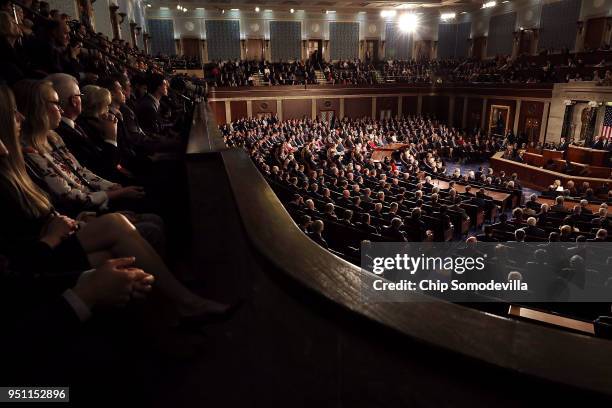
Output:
[{"xmin": 603, "ymin": 105, "xmax": 612, "ymax": 139}]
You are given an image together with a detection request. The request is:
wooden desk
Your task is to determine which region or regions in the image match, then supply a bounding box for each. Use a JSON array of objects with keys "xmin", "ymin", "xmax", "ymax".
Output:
[
  {"xmin": 433, "ymin": 179, "xmax": 511, "ymax": 209},
  {"xmin": 542, "ymin": 149, "xmax": 564, "ymax": 162},
  {"xmin": 536, "ymin": 196, "xmax": 606, "ymax": 215},
  {"xmin": 371, "ymin": 143, "xmax": 410, "ymax": 162},
  {"xmin": 490, "ymin": 152, "xmax": 612, "ymax": 191},
  {"xmin": 568, "ymin": 145, "xmax": 610, "ymax": 167}
]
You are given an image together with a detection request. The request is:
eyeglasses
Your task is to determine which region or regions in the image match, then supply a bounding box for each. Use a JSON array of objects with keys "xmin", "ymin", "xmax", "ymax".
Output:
[{"xmin": 47, "ymin": 100, "xmax": 63, "ymax": 111}]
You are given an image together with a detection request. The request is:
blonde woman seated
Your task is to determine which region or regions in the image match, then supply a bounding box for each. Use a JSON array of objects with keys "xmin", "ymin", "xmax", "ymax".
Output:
[
  {"xmin": 13, "ymin": 80, "xmax": 165, "ymax": 254},
  {"xmin": 0, "ymin": 85, "xmax": 228, "ymax": 321}
]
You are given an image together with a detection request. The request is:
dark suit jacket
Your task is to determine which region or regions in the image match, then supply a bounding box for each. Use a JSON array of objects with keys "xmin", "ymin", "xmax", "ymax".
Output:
[
  {"xmin": 57, "ymin": 119, "xmax": 119, "ymax": 182},
  {"xmin": 523, "ymin": 225, "xmax": 547, "ymax": 238},
  {"xmin": 135, "ymin": 94, "xmax": 163, "ymax": 136}
]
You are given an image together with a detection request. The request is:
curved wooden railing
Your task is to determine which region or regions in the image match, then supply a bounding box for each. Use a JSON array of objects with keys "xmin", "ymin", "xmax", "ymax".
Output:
[{"xmin": 187, "ymin": 102, "xmax": 612, "ymax": 396}]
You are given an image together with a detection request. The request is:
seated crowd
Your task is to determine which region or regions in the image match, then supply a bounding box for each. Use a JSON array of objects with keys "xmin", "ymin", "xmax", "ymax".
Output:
[
  {"xmin": 223, "ymin": 113, "xmax": 612, "ymax": 315},
  {"xmin": 207, "ymin": 59, "xmax": 317, "ymax": 86},
  {"xmin": 0, "ymin": 0, "xmax": 234, "ymax": 395},
  {"xmin": 201, "ymin": 47, "xmax": 612, "ymax": 87}
]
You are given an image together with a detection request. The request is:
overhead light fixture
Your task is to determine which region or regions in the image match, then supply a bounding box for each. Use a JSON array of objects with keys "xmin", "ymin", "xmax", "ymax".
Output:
[
  {"xmin": 290, "ymin": 8, "xmax": 295, "ymax": 13},
  {"xmin": 482, "ymin": 1, "xmax": 496, "ymax": 8},
  {"xmin": 176, "ymin": 5, "xmax": 180, "ymax": 10},
  {"xmin": 196, "ymin": 7, "xmax": 204, "ymax": 10},
  {"xmin": 502, "ymin": 0, "xmax": 509, "ymax": 2},
  {"xmin": 326, "ymin": 10, "xmax": 336, "ymax": 14},
  {"xmin": 381, "ymin": 10, "xmax": 397, "ymax": 18},
  {"xmin": 221, "ymin": 9, "xmax": 225, "ymax": 14},
  {"xmin": 183, "ymin": 8, "xmax": 188, "ymax": 12},
  {"xmin": 146, "ymin": 3, "xmax": 151, "ymax": 7},
  {"xmin": 230, "ymin": 8, "xmax": 239, "ymax": 11},
  {"xmin": 461, "ymin": 11, "xmax": 467, "ymax": 14},
  {"xmin": 255, "ymin": 6, "xmax": 260, "ymax": 12},
  {"xmin": 441, "ymin": 12, "xmax": 456, "ymax": 20},
  {"xmin": 160, "ymin": 6, "xmax": 168, "ymax": 10},
  {"xmin": 398, "ymin": 13, "xmax": 418, "ymax": 33}
]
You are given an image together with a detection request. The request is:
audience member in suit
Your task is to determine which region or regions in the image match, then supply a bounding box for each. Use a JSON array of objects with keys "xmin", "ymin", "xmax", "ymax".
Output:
[
  {"xmin": 491, "ymin": 213, "xmax": 515, "ymax": 232},
  {"xmin": 383, "ymin": 202, "xmax": 400, "ymax": 221},
  {"xmin": 287, "ymin": 194, "xmax": 303, "ymax": 213},
  {"xmin": 339, "ymin": 209, "xmax": 354, "ymax": 227},
  {"xmin": 403, "ymin": 208, "xmax": 426, "ymax": 241},
  {"xmin": 322, "ymin": 203, "xmax": 338, "ymax": 221},
  {"xmin": 99, "ymin": 76, "xmax": 153, "ymax": 178},
  {"xmin": 522, "ymin": 217, "xmax": 546, "ymax": 239},
  {"xmin": 0, "ymin": 11, "xmax": 29, "ymax": 85},
  {"xmin": 579, "ymin": 199, "xmax": 593, "ymax": 215},
  {"xmin": 304, "ymin": 199, "xmax": 320, "ymax": 218},
  {"xmin": 551, "ymin": 196, "xmax": 567, "ymax": 213},
  {"xmin": 0, "ymin": 84, "xmax": 227, "ymax": 319},
  {"xmin": 525, "ymin": 194, "xmax": 541, "ymax": 214},
  {"xmin": 382, "ymin": 217, "xmax": 407, "ymax": 242},
  {"xmin": 26, "ymin": 19, "xmax": 69, "ymax": 75},
  {"xmin": 135, "ymin": 73, "xmax": 180, "ymax": 149},
  {"xmin": 536, "ymin": 204, "xmax": 550, "ymax": 227},
  {"xmin": 357, "ymin": 213, "xmax": 379, "ymax": 235},
  {"xmin": 587, "ymin": 229, "xmax": 608, "ymax": 242},
  {"xmin": 476, "ymin": 225, "xmax": 499, "ymax": 242},
  {"xmin": 559, "ymin": 254, "xmax": 586, "ymax": 289},
  {"xmin": 591, "ymin": 207, "xmax": 610, "ymax": 229},
  {"xmin": 308, "ymin": 220, "xmax": 328, "ymax": 248}
]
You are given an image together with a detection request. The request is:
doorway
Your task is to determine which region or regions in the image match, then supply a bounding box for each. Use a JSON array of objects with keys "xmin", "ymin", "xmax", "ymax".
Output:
[
  {"xmin": 488, "ymin": 105, "xmax": 510, "ymax": 137},
  {"xmin": 181, "ymin": 38, "xmax": 202, "ymax": 61},
  {"xmin": 246, "ymin": 39, "xmax": 264, "ymax": 61},
  {"xmin": 518, "ymin": 30, "xmax": 534, "ymax": 56},
  {"xmin": 308, "ymin": 40, "xmax": 323, "ymax": 63},
  {"xmin": 472, "ymin": 37, "xmax": 486, "ymax": 60},
  {"xmin": 365, "ymin": 40, "xmax": 379, "ymax": 62}
]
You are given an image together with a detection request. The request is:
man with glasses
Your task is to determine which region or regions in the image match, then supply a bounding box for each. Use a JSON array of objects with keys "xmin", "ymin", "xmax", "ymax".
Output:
[{"xmin": 45, "ymin": 72, "xmax": 122, "ymax": 182}]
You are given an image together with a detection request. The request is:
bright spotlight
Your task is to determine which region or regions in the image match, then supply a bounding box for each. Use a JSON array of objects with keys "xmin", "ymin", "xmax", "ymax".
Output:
[
  {"xmin": 176, "ymin": 5, "xmax": 181, "ymax": 10},
  {"xmin": 290, "ymin": 8, "xmax": 295, "ymax": 13},
  {"xmin": 255, "ymin": 6, "xmax": 260, "ymax": 12},
  {"xmin": 482, "ymin": 1, "xmax": 496, "ymax": 8},
  {"xmin": 398, "ymin": 13, "xmax": 418, "ymax": 32},
  {"xmin": 441, "ymin": 12, "xmax": 456, "ymax": 20}
]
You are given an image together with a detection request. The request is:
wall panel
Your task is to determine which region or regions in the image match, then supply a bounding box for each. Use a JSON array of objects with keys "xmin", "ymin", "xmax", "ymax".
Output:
[
  {"xmin": 345, "ymin": 97, "xmax": 372, "ymax": 119},
  {"xmin": 230, "ymin": 101, "xmax": 248, "ymax": 120},
  {"xmin": 206, "ymin": 20, "xmax": 241, "ymax": 61},
  {"xmin": 329, "ymin": 22, "xmax": 359, "ymax": 60},
  {"xmin": 283, "ymin": 99, "xmax": 311, "ymax": 119}
]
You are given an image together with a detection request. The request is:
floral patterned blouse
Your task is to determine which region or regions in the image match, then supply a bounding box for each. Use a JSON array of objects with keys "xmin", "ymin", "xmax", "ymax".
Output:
[{"xmin": 23, "ymin": 131, "xmax": 115, "ymax": 210}]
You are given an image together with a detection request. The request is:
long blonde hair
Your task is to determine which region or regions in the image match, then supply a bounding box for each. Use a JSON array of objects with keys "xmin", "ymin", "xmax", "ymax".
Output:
[
  {"xmin": 0, "ymin": 86, "xmax": 52, "ymax": 218},
  {"xmin": 13, "ymin": 79, "xmax": 61, "ymax": 154}
]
